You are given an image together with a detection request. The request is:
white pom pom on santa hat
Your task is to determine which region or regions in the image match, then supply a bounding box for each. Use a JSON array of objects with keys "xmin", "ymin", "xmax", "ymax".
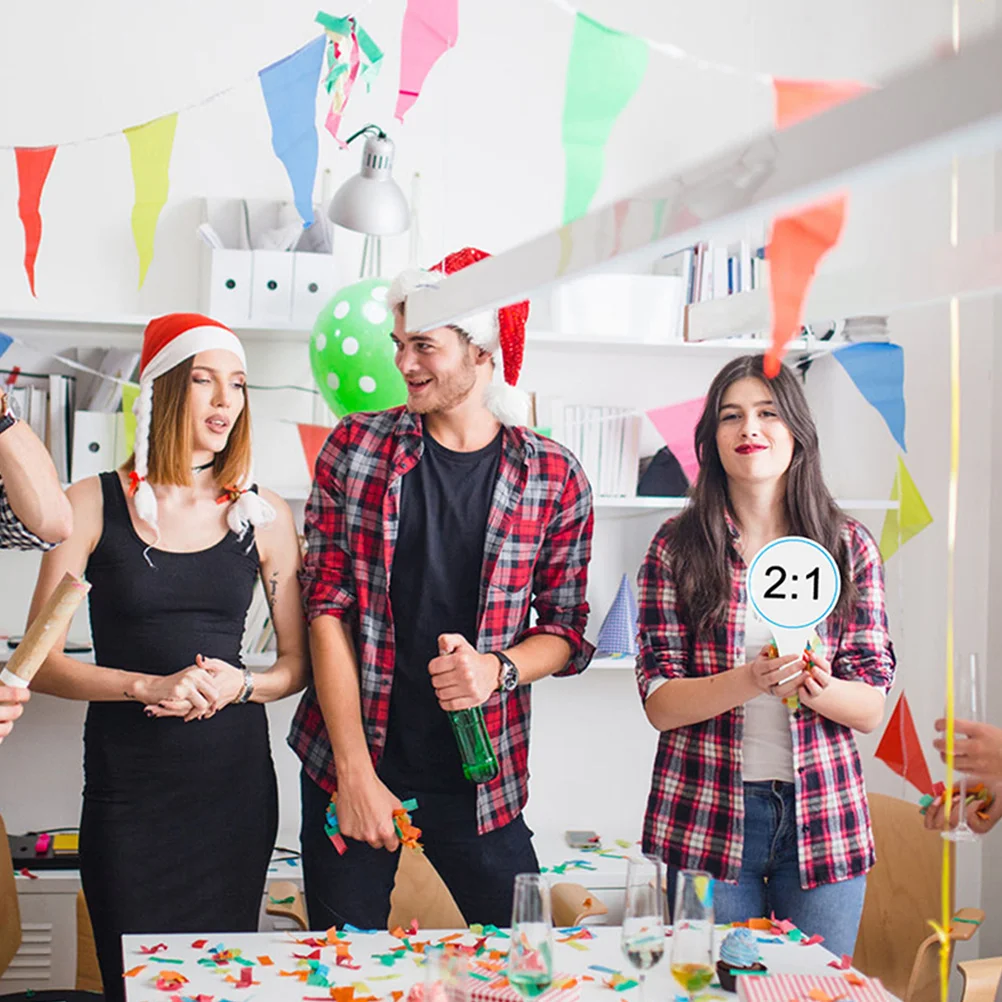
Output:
[
  {"xmin": 130, "ymin": 312, "xmax": 275, "ymax": 539},
  {"xmin": 388, "ymin": 247, "xmax": 531, "ymax": 426}
]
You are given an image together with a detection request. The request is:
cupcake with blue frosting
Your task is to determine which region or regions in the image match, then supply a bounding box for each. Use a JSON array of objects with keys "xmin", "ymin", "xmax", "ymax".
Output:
[{"xmin": 716, "ymin": 927, "xmax": 767, "ymax": 991}]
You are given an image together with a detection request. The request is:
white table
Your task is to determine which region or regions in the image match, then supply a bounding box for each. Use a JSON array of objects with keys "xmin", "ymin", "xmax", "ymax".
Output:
[{"xmin": 121, "ymin": 925, "xmax": 857, "ymax": 1002}]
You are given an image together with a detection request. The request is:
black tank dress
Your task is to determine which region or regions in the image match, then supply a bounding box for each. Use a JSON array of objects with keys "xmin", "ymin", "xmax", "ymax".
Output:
[{"xmin": 80, "ymin": 473, "xmax": 278, "ymax": 1002}]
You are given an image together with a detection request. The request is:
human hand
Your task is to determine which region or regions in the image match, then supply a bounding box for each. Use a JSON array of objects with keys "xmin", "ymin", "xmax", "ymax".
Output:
[
  {"xmin": 933, "ymin": 719, "xmax": 1002, "ymax": 781},
  {"xmin": 136, "ymin": 664, "xmax": 221, "ymax": 722},
  {"xmin": 800, "ymin": 650, "xmax": 832, "ymax": 702},
  {"xmin": 0, "ymin": 684, "xmax": 30, "ymax": 742},
  {"xmin": 429, "ymin": 633, "xmax": 498, "ymax": 711},
  {"xmin": 144, "ymin": 655, "xmax": 246, "ymax": 721},
  {"xmin": 747, "ymin": 648, "xmax": 804, "ymax": 700},
  {"xmin": 923, "ymin": 786, "xmax": 1002, "ymax": 834},
  {"xmin": 335, "ymin": 771, "xmax": 404, "ymax": 851}
]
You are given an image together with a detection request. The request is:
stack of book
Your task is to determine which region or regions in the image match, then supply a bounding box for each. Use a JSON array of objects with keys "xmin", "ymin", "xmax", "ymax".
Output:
[
  {"xmin": 548, "ymin": 403, "xmax": 641, "ymax": 498},
  {"xmin": 8, "ymin": 373, "xmax": 75, "ymax": 483}
]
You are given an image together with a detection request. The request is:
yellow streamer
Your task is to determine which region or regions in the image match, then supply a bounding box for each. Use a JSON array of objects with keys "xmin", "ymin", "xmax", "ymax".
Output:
[{"xmin": 124, "ymin": 113, "xmax": 178, "ymax": 288}]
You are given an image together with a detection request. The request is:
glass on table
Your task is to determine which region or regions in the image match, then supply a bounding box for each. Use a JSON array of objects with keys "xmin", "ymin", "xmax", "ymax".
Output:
[
  {"xmin": 509, "ymin": 873, "xmax": 555, "ymax": 999},
  {"xmin": 943, "ymin": 652, "xmax": 986, "ymax": 844},
  {"xmin": 671, "ymin": 869, "xmax": 715, "ymax": 1002},
  {"xmin": 621, "ymin": 855, "xmax": 666, "ymax": 1002}
]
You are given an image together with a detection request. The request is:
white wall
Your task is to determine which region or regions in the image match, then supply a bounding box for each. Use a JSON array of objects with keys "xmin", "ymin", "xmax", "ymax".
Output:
[{"xmin": 1, "ymin": 0, "xmax": 1000, "ymax": 954}]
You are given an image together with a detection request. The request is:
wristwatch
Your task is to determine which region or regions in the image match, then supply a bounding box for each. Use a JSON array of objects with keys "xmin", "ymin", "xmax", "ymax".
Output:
[
  {"xmin": 235, "ymin": 666, "xmax": 255, "ymax": 704},
  {"xmin": 0, "ymin": 390, "xmax": 16, "ymax": 437},
  {"xmin": 492, "ymin": 651, "xmax": 520, "ymax": 692}
]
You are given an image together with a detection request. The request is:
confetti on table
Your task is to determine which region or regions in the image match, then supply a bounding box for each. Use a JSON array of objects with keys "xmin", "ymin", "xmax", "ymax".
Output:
[
  {"xmin": 155, "ymin": 970, "xmax": 189, "ymax": 991},
  {"xmin": 192, "ymin": 940, "xmax": 208, "ymax": 949},
  {"xmin": 748, "ymin": 918, "xmax": 773, "ymax": 931},
  {"xmin": 141, "ymin": 943, "xmax": 170, "ymax": 954},
  {"xmin": 802, "ymin": 935, "xmax": 825, "ymax": 947},
  {"xmin": 18, "ymin": 868, "xmax": 38, "ymax": 879},
  {"xmin": 844, "ymin": 973, "xmax": 866, "ymax": 987},
  {"xmin": 257, "ymin": 956, "xmax": 273, "ymax": 966},
  {"xmin": 828, "ymin": 955, "xmax": 852, "ymax": 970},
  {"xmin": 604, "ymin": 972, "xmax": 640, "ymax": 992},
  {"xmin": 123, "ymin": 965, "xmax": 147, "ymax": 978},
  {"xmin": 148, "ymin": 957, "xmax": 185, "ymax": 964}
]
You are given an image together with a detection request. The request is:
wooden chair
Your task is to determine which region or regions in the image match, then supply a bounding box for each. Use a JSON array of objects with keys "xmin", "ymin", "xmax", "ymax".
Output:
[
  {"xmin": 266, "ymin": 849, "xmax": 466, "ymax": 930},
  {"xmin": 959, "ymin": 958, "xmax": 1002, "ymax": 1002},
  {"xmin": 854, "ymin": 792, "xmax": 983, "ymax": 1002},
  {"xmin": 550, "ymin": 883, "xmax": 608, "ymax": 928},
  {"xmin": 0, "ymin": 815, "xmax": 21, "ymax": 979},
  {"xmin": 74, "ymin": 890, "xmax": 103, "ymax": 993}
]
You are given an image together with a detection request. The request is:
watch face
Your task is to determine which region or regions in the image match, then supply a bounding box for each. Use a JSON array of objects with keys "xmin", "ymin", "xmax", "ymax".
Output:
[{"xmin": 501, "ymin": 663, "xmax": 519, "ymax": 691}]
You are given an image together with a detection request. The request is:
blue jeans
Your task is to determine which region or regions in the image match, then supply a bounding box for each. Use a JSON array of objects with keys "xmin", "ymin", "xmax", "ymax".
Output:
[
  {"xmin": 299, "ymin": 770, "xmax": 539, "ymax": 930},
  {"xmin": 670, "ymin": 781, "xmax": 866, "ymax": 959}
]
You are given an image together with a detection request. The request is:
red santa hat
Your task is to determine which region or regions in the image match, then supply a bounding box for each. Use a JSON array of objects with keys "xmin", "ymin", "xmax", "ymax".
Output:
[
  {"xmin": 131, "ymin": 312, "xmax": 275, "ymax": 540},
  {"xmin": 387, "ymin": 247, "xmax": 531, "ymax": 426}
]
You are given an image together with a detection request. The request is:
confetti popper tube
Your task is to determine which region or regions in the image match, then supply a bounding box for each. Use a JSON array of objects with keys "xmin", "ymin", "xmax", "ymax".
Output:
[{"xmin": 0, "ymin": 573, "xmax": 90, "ymax": 688}]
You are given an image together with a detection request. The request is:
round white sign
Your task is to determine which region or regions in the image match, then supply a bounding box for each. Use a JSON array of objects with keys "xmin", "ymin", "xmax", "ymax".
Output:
[{"xmin": 747, "ymin": 536, "xmax": 841, "ymax": 641}]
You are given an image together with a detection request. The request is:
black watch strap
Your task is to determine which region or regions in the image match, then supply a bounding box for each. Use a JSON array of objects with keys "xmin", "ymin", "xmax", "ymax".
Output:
[{"xmin": 492, "ymin": 651, "xmax": 520, "ymax": 692}]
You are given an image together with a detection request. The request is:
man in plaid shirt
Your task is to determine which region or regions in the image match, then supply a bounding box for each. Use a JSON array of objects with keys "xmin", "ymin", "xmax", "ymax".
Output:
[
  {"xmin": 290, "ymin": 248, "xmax": 594, "ymax": 929},
  {"xmin": 0, "ymin": 383, "xmax": 73, "ymax": 742}
]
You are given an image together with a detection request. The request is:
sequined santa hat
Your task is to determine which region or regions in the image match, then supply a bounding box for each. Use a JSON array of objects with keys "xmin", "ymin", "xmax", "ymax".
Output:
[
  {"xmin": 387, "ymin": 247, "xmax": 531, "ymax": 426},
  {"xmin": 131, "ymin": 312, "xmax": 275, "ymax": 540}
]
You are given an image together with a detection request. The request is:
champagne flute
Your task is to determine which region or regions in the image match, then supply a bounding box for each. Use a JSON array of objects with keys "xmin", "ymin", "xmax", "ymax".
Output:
[
  {"xmin": 943, "ymin": 653, "xmax": 986, "ymax": 843},
  {"xmin": 425, "ymin": 944, "xmax": 469, "ymax": 1002},
  {"xmin": 671, "ymin": 870, "xmax": 715, "ymax": 1002},
  {"xmin": 621, "ymin": 856, "xmax": 666, "ymax": 1002},
  {"xmin": 508, "ymin": 873, "xmax": 554, "ymax": 999}
]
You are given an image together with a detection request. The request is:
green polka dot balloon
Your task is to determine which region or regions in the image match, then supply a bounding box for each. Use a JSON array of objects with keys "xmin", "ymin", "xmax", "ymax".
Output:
[{"xmin": 309, "ymin": 278, "xmax": 406, "ymax": 418}]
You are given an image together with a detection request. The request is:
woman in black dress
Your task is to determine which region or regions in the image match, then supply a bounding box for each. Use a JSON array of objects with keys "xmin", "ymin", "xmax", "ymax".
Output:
[{"xmin": 29, "ymin": 314, "xmax": 309, "ymax": 1002}]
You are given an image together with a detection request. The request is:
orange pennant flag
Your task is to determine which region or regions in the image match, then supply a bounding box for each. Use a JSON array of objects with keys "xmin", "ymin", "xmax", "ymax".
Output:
[
  {"xmin": 15, "ymin": 146, "xmax": 57, "ymax": 296},
  {"xmin": 764, "ymin": 198, "xmax": 846, "ymax": 377},
  {"xmin": 764, "ymin": 78, "xmax": 867, "ymax": 376},
  {"xmin": 773, "ymin": 79, "xmax": 869, "ymax": 130},
  {"xmin": 298, "ymin": 423, "xmax": 332, "ymax": 478}
]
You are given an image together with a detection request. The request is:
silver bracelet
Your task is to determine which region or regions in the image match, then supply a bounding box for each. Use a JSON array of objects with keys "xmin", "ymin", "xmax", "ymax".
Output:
[{"xmin": 236, "ymin": 666, "xmax": 254, "ymax": 704}]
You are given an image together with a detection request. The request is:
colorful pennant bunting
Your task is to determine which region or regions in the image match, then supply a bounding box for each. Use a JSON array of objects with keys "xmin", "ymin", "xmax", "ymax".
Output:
[
  {"xmin": 879, "ymin": 456, "xmax": 933, "ymax": 562},
  {"xmin": 124, "ymin": 113, "xmax": 177, "ymax": 288},
  {"xmin": 395, "ymin": 0, "xmax": 458, "ymax": 123},
  {"xmin": 773, "ymin": 79, "xmax": 869, "ymax": 130},
  {"xmin": 15, "ymin": 146, "xmax": 57, "ymax": 296},
  {"xmin": 645, "ymin": 397, "xmax": 704, "ymax": 484},
  {"xmin": 562, "ymin": 13, "xmax": 648, "ymax": 223},
  {"xmin": 259, "ymin": 35, "xmax": 326, "ymax": 227},
  {"xmin": 833, "ymin": 342, "xmax": 907, "ymax": 451},
  {"xmin": 316, "ymin": 12, "xmax": 384, "ymax": 145},
  {"xmin": 874, "ymin": 692, "xmax": 935, "ymax": 796}
]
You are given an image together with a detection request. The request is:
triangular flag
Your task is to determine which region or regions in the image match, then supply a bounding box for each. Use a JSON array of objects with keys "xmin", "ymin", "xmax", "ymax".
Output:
[
  {"xmin": 763, "ymin": 78, "xmax": 866, "ymax": 377},
  {"xmin": 0, "ymin": 334, "xmax": 12, "ymax": 361},
  {"xmin": 395, "ymin": 0, "xmax": 458, "ymax": 123},
  {"xmin": 562, "ymin": 13, "xmax": 648, "ymax": 223},
  {"xmin": 645, "ymin": 397, "xmax": 705, "ymax": 484},
  {"xmin": 121, "ymin": 382, "xmax": 141, "ymax": 458},
  {"xmin": 879, "ymin": 456, "xmax": 933, "ymax": 562},
  {"xmin": 773, "ymin": 78, "xmax": 869, "ymax": 130},
  {"xmin": 764, "ymin": 198, "xmax": 846, "ymax": 378},
  {"xmin": 316, "ymin": 13, "xmax": 383, "ymax": 146},
  {"xmin": 874, "ymin": 692, "xmax": 935, "ymax": 796},
  {"xmin": 15, "ymin": 146, "xmax": 57, "ymax": 297},
  {"xmin": 259, "ymin": 35, "xmax": 326, "ymax": 227},
  {"xmin": 833, "ymin": 342, "xmax": 907, "ymax": 451},
  {"xmin": 124, "ymin": 113, "xmax": 178, "ymax": 288},
  {"xmin": 595, "ymin": 574, "xmax": 639, "ymax": 658},
  {"xmin": 298, "ymin": 423, "xmax": 333, "ymax": 478}
]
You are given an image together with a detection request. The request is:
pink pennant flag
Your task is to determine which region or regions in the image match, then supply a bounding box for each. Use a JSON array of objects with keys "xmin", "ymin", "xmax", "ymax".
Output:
[
  {"xmin": 395, "ymin": 0, "xmax": 458, "ymax": 122},
  {"xmin": 646, "ymin": 397, "xmax": 705, "ymax": 484}
]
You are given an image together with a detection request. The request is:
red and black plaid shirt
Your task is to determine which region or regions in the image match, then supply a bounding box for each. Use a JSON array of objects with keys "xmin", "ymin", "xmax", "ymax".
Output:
[
  {"xmin": 636, "ymin": 515, "xmax": 895, "ymax": 890},
  {"xmin": 289, "ymin": 406, "xmax": 595, "ymax": 834}
]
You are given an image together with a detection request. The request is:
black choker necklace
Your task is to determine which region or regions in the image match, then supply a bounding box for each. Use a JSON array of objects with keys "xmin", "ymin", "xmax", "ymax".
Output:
[{"xmin": 192, "ymin": 460, "xmax": 214, "ymax": 474}]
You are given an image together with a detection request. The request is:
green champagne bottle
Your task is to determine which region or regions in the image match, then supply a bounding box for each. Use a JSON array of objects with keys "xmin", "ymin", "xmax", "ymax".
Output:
[{"xmin": 447, "ymin": 706, "xmax": 500, "ymax": 783}]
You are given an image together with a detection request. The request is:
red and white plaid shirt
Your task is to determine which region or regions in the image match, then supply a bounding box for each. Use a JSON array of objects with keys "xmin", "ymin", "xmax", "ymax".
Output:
[
  {"xmin": 635, "ymin": 515, "xmax": 895, "ymax": 890},
  {"xmin": 289, "ymin": 406, "xmax": 595, "ymax": 834}
]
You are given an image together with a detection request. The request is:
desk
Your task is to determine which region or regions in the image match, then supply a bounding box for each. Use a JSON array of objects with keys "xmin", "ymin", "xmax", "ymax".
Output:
[{"xmin": 121, "ymin": 925, "xmax": 862, "ymax": 1002}]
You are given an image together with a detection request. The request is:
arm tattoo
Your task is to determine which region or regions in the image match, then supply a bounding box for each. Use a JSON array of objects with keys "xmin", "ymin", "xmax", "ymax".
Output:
[{"xmin": 268, "ymin": 571, "xmax": 279, "ymax": 613}]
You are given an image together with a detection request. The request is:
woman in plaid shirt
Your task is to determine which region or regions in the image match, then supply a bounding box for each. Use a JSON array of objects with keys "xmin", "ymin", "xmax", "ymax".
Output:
[{"xmin": 636, "ymin": 354, "xmax": 895, "ymax": 958}]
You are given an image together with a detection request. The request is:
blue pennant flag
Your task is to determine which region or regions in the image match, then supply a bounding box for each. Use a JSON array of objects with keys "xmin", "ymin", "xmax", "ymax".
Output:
[
  {"xmin": 595, "ymin": 573, "xmax": 639, "ymax": 658},
  {"xmin": 259, "ymin": 35, "xmax": 326, "ymax": 227},
  {"xmin": 0, "ymin": 333, "xmax": 12, "ymax": 360},
  {"xmin": 833, "ymin": 342, "xmax": 907, "ymax": 451}
]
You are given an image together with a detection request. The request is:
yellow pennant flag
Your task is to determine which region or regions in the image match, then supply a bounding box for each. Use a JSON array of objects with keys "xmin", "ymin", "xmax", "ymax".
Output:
[
  {"xmin": 879, "ymin": 456, "xmax": 933, "ymax": 561},
  {"xmin": 124, "ymin": 113, "xmax": 177, "ymax": 288}
]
